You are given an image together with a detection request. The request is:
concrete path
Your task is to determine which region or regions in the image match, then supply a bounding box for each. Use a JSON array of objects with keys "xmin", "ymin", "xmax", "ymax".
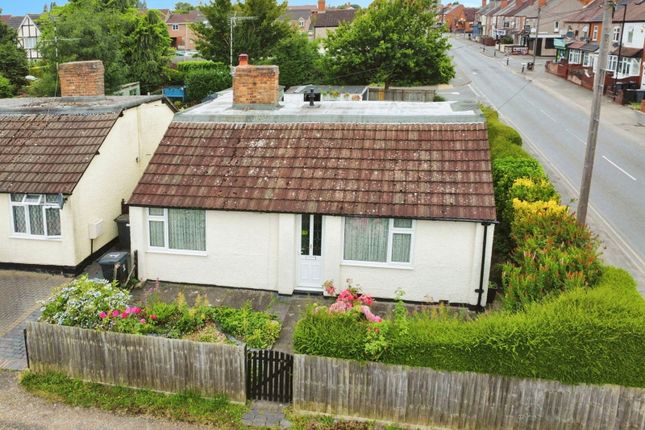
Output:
[
  {"xmin": 445, "ymin": 35, "xmax": 645, "ymax": 294},
  {"xmin": 0, "ymin": 271, "xmax": 67, "ymax": 370},
  {"xmin": 0, "ymin": 370, "xmax": 209, "ymax": 430},
  {"xmin": 242, "ymin": 401, "xmax": 291, "ymax": 428}
]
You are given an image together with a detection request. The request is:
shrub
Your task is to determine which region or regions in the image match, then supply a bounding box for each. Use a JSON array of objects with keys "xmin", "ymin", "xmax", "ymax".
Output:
[
  {"xmin": 40, "ymin": 276, "xmax": 131, "ymax": 329},
  {"xmin": 294, "ymin": 267, "xmax": 645, "ymax": 387},
  {"xmin": 0, "ymin": 74, "xmax": 13, "ymax": 98},
  {"xmin": 184, "ymin": 67, "xmax": 231, "ymax": 102},
  {"xmin": 501, "ymin": 199, "xmax": 601, "ymax": 310},
  {"xmin": 491, "ymin": 157, "xmax": 545, "ymax": 214},
  {"xmin": 176, "ymin": 60, "xmax": 225, "ymax": 74},
  {"xmin": 482, "ymin": 105, "xmax": 528, "ymax": 161}
]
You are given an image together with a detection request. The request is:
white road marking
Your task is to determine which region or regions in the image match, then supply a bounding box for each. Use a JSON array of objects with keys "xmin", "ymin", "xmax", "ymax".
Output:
[
  {"xmin": 565, "ymin": 129, "xmax": 587, "ymax": 146},
  {"xmin": 602, "ymin": 156, "xmax": 637, "ymax": 181},
  {"xmin": 539, "ymin": 108, "xmax": 557, "ymax": 122}
]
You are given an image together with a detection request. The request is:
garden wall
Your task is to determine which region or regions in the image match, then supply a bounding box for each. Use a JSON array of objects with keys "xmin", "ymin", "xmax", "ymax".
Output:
[
  {"xmin": 25, "ymin": 322, "xmax": 246, "ymax": 402},
  {"xmin": 293, "ymin": 354, "xmax": 645, "ymax": 430}
]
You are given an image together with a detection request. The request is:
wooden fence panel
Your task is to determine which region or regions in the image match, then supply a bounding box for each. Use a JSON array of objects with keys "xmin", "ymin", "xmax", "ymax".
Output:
[
  {"xmin": 26, "ymin": 322, "xmax": 246, "ymax": 402},
  {"xmin": 293, "ymin": 354, "xmax": 645, "ymax": 430}
]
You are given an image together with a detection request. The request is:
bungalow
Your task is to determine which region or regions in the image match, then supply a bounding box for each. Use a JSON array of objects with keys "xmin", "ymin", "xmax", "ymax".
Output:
[
  {"xmin": 127, "ymin": 56, "xmax": 497, "ymax": 307},
  {"xmin": 0, "ymin": 61, "xmax": 175, "ymax": 273}
]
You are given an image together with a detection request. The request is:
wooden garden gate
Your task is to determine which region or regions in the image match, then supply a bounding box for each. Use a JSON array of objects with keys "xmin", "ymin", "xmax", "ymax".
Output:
[{"xmin": 246, "ymin": 349, "xmax": 293, "ymax": 403}]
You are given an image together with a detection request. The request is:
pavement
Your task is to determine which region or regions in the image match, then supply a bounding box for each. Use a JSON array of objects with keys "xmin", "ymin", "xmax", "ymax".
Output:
[
  {"xmin": 0, "ymin": 271, "xmax": 66, "ymax": 370},
  {"xmin": 242, "ymin": 401, "xmax": 291, "ymax": 428},
  {"xmin": 0, "ymin": 370, "xmax": 210, "ymax": 430},
  {"xmin": 445, "ymin": 35, "xmax": 645, "ymax": 295}
]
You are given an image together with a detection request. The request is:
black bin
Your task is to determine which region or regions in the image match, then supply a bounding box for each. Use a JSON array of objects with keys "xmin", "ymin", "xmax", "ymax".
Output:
[
  {"xmin": 527, "ymin": 62, "xmax": 534, "ymax": 71},
  {"xmin": 98, "ymin": 251, "xmax": 129, "ymax": 285},
  {"xmin": 114, "ymin": 214, "xmax": 130, "ymax": 250}
]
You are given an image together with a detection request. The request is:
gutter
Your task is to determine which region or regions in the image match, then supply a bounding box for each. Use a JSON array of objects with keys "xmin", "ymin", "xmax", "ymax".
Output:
[{"xmin": 475, "ymin": 222, "xmax": 493, "ymax": 309}]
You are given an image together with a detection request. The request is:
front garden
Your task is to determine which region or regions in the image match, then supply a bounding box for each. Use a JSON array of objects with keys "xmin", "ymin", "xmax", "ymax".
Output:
[
  {"xmin": 293, "ymin": 106, "xmax": 645, "ymax": 388},
  {"xmin": 39, "ymin": 276, "xmax": 281, "ymax": 349}
]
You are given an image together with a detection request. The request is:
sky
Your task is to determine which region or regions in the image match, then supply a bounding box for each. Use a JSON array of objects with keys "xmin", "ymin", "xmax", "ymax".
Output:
[{"xmin": 1, "ymin": 0, "xmax": 482, "ymax": 16}]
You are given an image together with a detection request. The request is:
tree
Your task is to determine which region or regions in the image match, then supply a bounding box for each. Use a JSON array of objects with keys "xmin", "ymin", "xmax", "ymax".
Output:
[
  {"xmin": 0, "ymin": 74, "xmax": 13, "ymax": 98},
  {"xmin": 322, "ymin": 0, "xmax": 455, "ymax": 89},
  {"xmin": 0, "ymin": 20, "xmax": 29, "ymax": 95},
  {"xmin": 260, "ymin": 32, "xmax": 321, "ymax": 87},
  {"xmin": 194, "ymin": 0, "xmax": 292, "ymax": 65},
  {"xmin": 122, "ymin": 10, "xmax": 173, "ymax": 93},
  {"xmin": 174, "ymin": 1, "xmax": 195, "ymax": 13}
]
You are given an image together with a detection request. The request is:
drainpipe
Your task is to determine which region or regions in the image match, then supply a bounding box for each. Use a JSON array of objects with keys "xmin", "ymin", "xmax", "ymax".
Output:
[{"xmin": 475, "ymin": 222, "xmax": 493, "ymax": 309}]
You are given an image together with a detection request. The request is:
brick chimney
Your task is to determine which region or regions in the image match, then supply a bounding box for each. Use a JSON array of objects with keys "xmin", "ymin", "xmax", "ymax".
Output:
[
  {"xmin": 58, "ymin": 60, "xmax": 105, "ymax": 97},
  {"xmin": 232, "ymin": 54, "xmax": 280, "ymax": 109},
  {"xmin": 500, "ymin": 0, "xmax": 508, "ymax": 8},
  {"xmin": 482, "ymin": 0, "xmax": 486, "ymax": 7},
  {"xmin": 318, "ymin": 0, "xmax": 326, "ymax": 12},
  {"xmin": 538, "ymin": 0, "xmax": 547, "ymax": 7}
]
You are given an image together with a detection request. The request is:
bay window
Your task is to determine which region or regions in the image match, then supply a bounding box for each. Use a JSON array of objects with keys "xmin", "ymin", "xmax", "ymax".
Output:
[
  {"xmin": 343, "ymin": 217, "xmax": 414, "ymax": 265},
  {"xmin": 607, "ymin": 55, "xmax": 618, "ymax": 72},
  {"xmin": 148, "ymin": 208, "xmax": 206, "ymax": 252},
  {"xmin": 568, "ymin": 49, "xmax": 581, "ymax": 64},
  {"xmin": 10, "ymin": 194, "xmax": 61, "ymax": 238}
]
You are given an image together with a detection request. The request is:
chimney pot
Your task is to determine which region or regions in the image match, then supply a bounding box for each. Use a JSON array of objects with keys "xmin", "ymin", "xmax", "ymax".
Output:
[
  {"xmin": 58, "ymin": 60, "xmax": 105, "ymax": 97},
  {"xmin": 238, "ymin": 53, "xmax": 249, "ymax": 66},
  {"xmin": 482, "ymin": 0, "xmax": 486, "ymax": 7},
  {"xmin": 318, "ymin": 0, "xmax": 326, "ymax": 12}
]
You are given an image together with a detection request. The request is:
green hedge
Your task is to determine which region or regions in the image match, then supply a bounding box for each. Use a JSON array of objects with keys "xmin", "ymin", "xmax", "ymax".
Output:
[
  {"xmin": 482, "ymin": 106, "xmax": 529, "ymax": 160},
  {"xmin": 176, "ymin": 60, "xmax": 226, "ymax": 73},
  {"xmin": 294, "ymin": 267, "xmax": 645, "ymax": 387},
  {"xmin": 184, "ymin": 67, "xmax": 232, "ymax": 102}
]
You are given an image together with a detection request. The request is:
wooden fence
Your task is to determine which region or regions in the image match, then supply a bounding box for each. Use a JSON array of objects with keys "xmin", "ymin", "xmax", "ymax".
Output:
[
  {"xmin": 367, "ymin": 87, "xmax": 436, "ymax": 102},
  {"xmin": 293, "ymin": 354, "xmax": 645, "ymax": 430},
  {"xmin": 25, "ymin": 322, "xmax": 246, "ymax": 402}
]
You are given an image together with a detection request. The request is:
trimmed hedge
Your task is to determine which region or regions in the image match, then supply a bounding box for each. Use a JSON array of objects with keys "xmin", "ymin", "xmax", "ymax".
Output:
[
  {"xmin": 294, "ymin": 267, "xmax": 645, "ymax": 387},
  {"xmin": 176, "ymin": 60, "xmax": 226, "ymax": 73},
  {"xmin": 184, "ymin": 67, "xmax": 232, "ymax": 102}
]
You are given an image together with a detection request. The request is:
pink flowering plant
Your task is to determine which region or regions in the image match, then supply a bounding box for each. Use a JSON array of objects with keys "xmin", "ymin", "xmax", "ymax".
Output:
[{"xmin": 319, "ymin": 279, "xmax": 382, "ymax": 323}]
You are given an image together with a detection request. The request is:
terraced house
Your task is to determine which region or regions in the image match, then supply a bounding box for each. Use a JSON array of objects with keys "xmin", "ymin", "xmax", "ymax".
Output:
[{"xmin": 127, "ymin": 56, "xmax": 497, "ymax": 308}]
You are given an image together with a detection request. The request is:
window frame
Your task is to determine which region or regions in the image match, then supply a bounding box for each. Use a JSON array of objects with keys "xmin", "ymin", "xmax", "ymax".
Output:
[
  {"xmin": 612, "ymin": 26, "xmax": 621, "ymax": 43},
  {"xmin": 146, "ymin": 207, "xmax": 207, "ymax": 256},
  {"xmin": 607, "ymin": 55, "xmax": 618, "ymax": 72},
  {"xmin": 171, "ymin": 24, "xmax": 179, "ymax": 31},
  {"xmin": 568, "ymin": 49, "xmax": 581, "ymax": 64},
  {"xmin": 592, "ymin": 25, "xmax": 598, "ymax": 41},
  {"xmin": 9, "ymin": 193, "xmax": 62, "ymax": 240},
  {"xmin": 341, "ymin": 217, "xmax": 415, "ymax": 269}
]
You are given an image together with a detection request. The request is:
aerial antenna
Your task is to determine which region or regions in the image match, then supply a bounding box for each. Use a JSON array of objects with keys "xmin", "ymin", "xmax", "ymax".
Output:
[
  {"xmin": 39, "ymin": 11, "xmax": 80, "ymax": 97},
  {"xmin": 229, "ymin": 13, "xmax": 256, "ymax": 73}
]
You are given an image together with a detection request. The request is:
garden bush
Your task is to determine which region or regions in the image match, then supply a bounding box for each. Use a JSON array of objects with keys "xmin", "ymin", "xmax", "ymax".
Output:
[
  {"xmin": 294, "ymin": 267, "xmax": 645, "ymax": 387},
  {"xmin": 40, "ymin": 280, "xmax": 281, "ymax": 348},
  {"xmin": 40, "ymin": 275, "xmax": 130, "ymax": 329},
  {"xmin": 0, "ymin": 74, "xmax": 13, "ymax": 98},
  {"xmin": 184, "ymin": 67, "xmax": 232, "ymax": 102},
  {"xmin": 176, "ymin": 60, "xmax": 225, "ymax": 74},
  {"xmin": 482, "ymin": 106, "xmax": 529, "ymax": 160}
]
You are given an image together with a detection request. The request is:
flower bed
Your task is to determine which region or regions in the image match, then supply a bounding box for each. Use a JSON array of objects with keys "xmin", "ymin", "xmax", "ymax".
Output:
[{"xmin": 40, "ymin": 276, "xmax": 281, "ymax": 349}]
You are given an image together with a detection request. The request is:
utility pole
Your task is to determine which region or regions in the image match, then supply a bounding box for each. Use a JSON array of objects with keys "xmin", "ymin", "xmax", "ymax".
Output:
[
  {"xmin": 531, "ymin": 6, "xmax": 541, "ymax": 68},
  {"xmin": 577, "ymin": 0, "xmax": 614, "ymax": 225}
]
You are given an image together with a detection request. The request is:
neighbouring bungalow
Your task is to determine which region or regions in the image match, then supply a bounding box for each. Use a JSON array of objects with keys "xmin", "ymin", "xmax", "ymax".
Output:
[
  {"xmin": 0, "ymin": 61, "xmax": 175, "ymax": 273},
  {"xmin": 127, "ymin": 55, "xmax": 497, "ymax": 308}
]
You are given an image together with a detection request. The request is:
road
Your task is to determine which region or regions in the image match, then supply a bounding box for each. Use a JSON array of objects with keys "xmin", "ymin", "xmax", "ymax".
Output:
[{"xmin": 447, "ymin": 36, "xmax": 644, "ymax": 292}]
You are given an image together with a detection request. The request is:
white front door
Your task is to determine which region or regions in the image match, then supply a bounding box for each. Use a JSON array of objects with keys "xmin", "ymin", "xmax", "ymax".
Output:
[{"xmin": 298, "ymin": 214, "xmax": 323, "ymax": 290}]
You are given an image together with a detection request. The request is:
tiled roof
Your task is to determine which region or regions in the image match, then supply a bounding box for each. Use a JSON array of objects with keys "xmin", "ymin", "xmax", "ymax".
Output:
[
  {"xmin": 0, "ymin": 113, "xmax": 119, "ymax": 194},
  {"xmin": 464, "ymin": 7, "xmax": 478, "ymax": 21},
  {"xmin": 129, "ymin": 122, "xmax": 496, "ymax": 222},
  {"xmin": 0, "ymin": 15, "xmax": 11, "ymax": 25},
  {"xmin": 166, "ymin": 10, "xmax": 205, "ymax": 24},
  {"xmin": 312, "ymin": 9, "xmax": 356, "ymax": 28},
  {"xmin": 610, "ymin": 47, "xmax": 643, "ymax": 57},
  {"xmin": 6, "ymin": 15, "xmax": 24, "ymax": 29}
]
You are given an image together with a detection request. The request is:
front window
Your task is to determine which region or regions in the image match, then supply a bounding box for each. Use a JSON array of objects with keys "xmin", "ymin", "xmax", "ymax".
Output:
[
  {"xmin": 343, "ymin": 218, "xmax": 414, "ymax": 264},
  {"xmin": 568, "ymin": 49, "xmax": 581, "ymax": 64},
  {"xmin": 592, "ymin": 25, "xmax": 598, "ymax": 41},
  {"xmin": 627, "ymin": 28, "xmax": 633, "ymax": 43},
  {"xmin": 148, "ymin": 208, "xmax": 206, "ymax": 251},
  {"xmin": 608, "ymin": 55, "xmax": 618, "ymax": 72},
  {"xmin": 613, "ymin": 26, "xmax": 621, "ymax": 43},
  {"xmin": 171, "ymin": 24, "xmax": 179, "ymax": 31},
  {"xmin": 10, "ymin": 194, "xmax": 61, "ymax": 238}
]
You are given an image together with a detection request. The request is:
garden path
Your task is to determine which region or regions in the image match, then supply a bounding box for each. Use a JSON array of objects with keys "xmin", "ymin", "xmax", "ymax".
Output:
[
  {"xmin": 0, "ymin": 370, "xmax": 210, "ymax": 430},
  {"xmin": 0, "ymin": 270, "xmax": 67, "ymax": 370}
]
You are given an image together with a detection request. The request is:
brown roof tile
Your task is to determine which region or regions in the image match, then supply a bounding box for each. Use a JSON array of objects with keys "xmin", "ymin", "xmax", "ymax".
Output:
[
  {"xmin": 0, "ymin": 113, "xmax": 119, "ymax": 194},
  {"xmin": 129, "ymin": 122, "xmax": 496, "ymax": 222}
]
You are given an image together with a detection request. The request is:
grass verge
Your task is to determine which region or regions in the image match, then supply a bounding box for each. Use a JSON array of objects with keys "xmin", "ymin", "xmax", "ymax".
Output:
[{"xmin": 20, "ymin": 371, "xmax": 247, "ymax": 429}]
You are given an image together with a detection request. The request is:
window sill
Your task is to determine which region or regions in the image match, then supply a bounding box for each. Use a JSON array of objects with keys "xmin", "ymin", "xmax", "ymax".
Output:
[
  {"xmin": 147, "ymin": 248, "xmax": 208, "ymax": 257},
  {"xmin": 10, "ymin": 234, "xmax": 62, "ymax": 242},
  {"xmin": 341, "ymin": 261, "xmax": 414, "ymax": 270}
]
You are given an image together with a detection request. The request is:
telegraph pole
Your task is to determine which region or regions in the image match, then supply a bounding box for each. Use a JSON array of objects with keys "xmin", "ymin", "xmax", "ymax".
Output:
[
  {"xmin": 577, "ymin": 0, "xmax": 614, "ymax": 225},
  {"xmin": 531, "ymin": 6, "xmax": 541, "ymax": 67}
]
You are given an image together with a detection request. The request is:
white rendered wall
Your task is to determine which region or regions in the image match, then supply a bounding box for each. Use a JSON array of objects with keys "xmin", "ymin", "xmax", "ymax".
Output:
[
  {"xmin": 71, "ymin": 100, "xmax": 174, "ymax": 265},
  {"xmin": 0, "ymin": 193, "xmax": 77, "ymax": 267},
  {"xmin": 132, "ymin": 209, "xmax": 494, "ymax": 306}
]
